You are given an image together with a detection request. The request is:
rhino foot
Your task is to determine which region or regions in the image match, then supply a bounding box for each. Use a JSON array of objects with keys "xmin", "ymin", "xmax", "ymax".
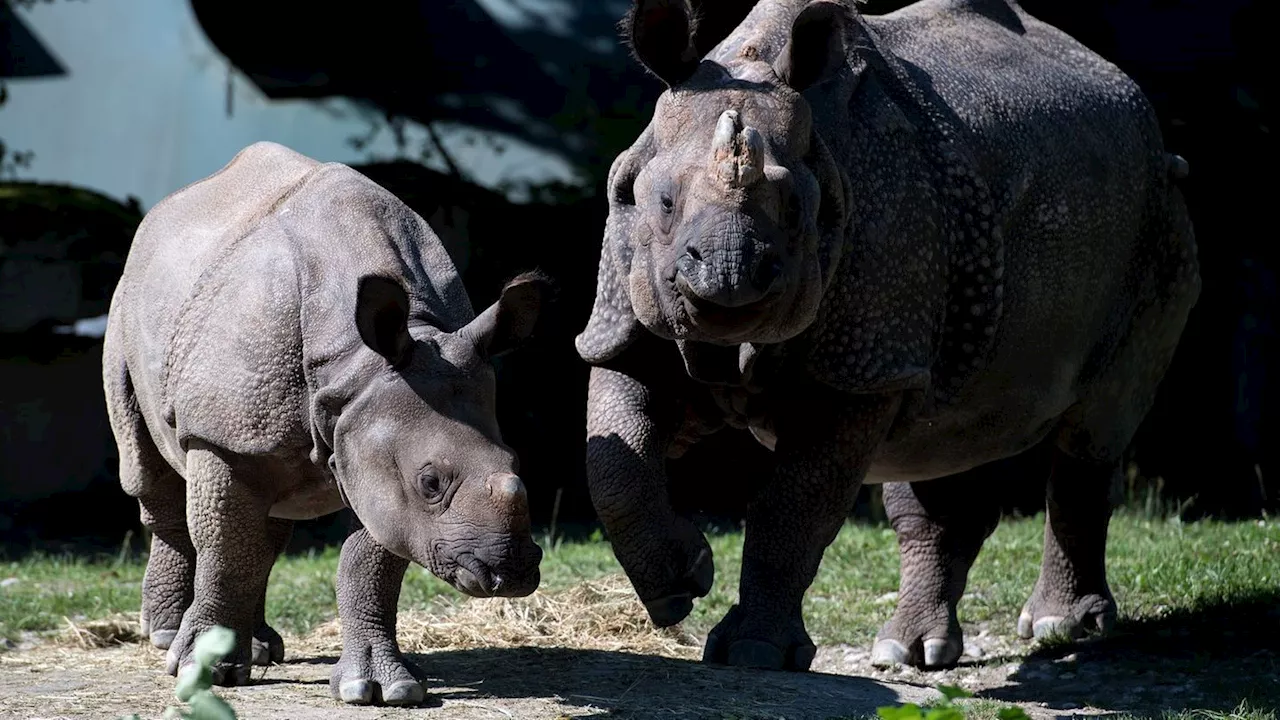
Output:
[
  {"xmin": 702, "ymin": 604, "xmax": 816, "ymax": 672},
  {"xmin": 331, "ymin": 639, "xmax": 426, "ymax": 706},
  {"xmin": 641, "ymin": 537, "xmax": 714, "ymax": 628},
  {"xmin": 164, "ymin": 620, "xmax": 253, "ymax": 687},
  {"xmin": 251, "ymin": 623, "xmax": 285, "ymax": 666},
  {"xmin": 1017, "ymin": 589, "xmax": 1116, "ymax": 642},
  {"xmin": 870, "ymin": 606, "xmax": 962, "ymax": 669},
  {"xmin": 870, "ymin": 636, "xmax": 962, "ymax": 669},
  {"xmin": 149, "ymin": 628, "xmax": 178, "ymax": 650},
  {"xmin": 1019, "ymin": 452, "xmax": 1118, "ymax": 644}
]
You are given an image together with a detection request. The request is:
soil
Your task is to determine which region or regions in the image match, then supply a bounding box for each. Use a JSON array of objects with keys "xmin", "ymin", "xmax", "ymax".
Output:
[
  {"xmin": 3, "ymin": 623, "xmax": 1274, "ymax": 720},
  {"xmin": 2, "ymin": 576, "xmax": 1275, "ymax": 720}
]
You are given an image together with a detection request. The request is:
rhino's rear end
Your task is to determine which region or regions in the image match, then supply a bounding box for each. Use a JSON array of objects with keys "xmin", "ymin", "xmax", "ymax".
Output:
[{"xmin": 103, "ymin": 142, "xmax": 322, "ymax": 483}]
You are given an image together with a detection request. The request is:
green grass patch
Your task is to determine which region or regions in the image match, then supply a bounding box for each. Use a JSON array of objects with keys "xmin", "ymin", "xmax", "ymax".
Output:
[{"xmin": 2, "ymin": 512, "xmax": 1276, "ymax": 645}]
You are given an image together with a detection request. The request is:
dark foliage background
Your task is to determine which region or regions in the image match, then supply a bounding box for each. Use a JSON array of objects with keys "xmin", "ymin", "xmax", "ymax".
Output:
[{"xmin": 0, "ymin": 0, "xmax": 1273, "ymax": 556}]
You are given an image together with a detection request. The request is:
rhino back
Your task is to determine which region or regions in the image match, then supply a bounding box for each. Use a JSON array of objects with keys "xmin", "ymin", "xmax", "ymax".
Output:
[
  {"xmin": 110, "ymin": 141, "xmax": 474, "ymax": 467},
  {"xmin": 848, "ymin": 1, "xmax": 1186, "ymax": 476}
]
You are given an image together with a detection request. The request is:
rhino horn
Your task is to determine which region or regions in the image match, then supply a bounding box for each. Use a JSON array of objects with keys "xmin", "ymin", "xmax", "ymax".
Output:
[{"xmin": 710, "ymin": 109, "xmax": 765, "ymax": 188}]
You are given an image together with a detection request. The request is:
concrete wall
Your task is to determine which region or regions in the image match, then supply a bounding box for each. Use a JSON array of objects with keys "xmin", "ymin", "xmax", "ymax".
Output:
[{"xmin": 1, "ymin": 0, "xmax": 576, "ymax": 209}]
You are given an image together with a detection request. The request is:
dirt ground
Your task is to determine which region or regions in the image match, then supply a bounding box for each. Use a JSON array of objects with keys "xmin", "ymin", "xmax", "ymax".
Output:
[{"xmin": 2, "ymin": 576, "xmax": 1275, "ymax": 720}]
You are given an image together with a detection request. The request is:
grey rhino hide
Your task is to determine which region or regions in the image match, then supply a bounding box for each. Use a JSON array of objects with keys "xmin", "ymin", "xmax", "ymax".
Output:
[
  {"xmin": 576, "ymin": 0, "xmax": 1199, "ymax": 674},
  {"xmin": 104, "ymin": 141, "xmax": 549, "ymax": 701}
]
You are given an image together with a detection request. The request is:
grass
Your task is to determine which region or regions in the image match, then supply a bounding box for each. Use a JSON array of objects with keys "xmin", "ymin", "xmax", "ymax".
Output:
[
  {"xmin": 1, "ymin": 511, "xmax": 1276, "ymax": 718},
  {"xmin": 1, "ymin": 511, "xmax": 1276, "ymax": 644}
]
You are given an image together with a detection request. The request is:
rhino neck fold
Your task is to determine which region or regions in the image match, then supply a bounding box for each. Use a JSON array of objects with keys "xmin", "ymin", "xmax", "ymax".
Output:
[{"xmin": 796, "ymin": 11, "xmax": 1007, "ymax": 405}]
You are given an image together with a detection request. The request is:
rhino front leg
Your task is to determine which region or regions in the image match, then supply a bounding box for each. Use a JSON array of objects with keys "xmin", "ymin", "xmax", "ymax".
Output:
[
  {"xmin": 871, "ymin": 476, "xmax": 1000, "ymax": 669},
  {"xmin": 166, "ymin": 446, "xmax": 279, "ymax": 686},
  {"xmin": 1018, "ymin": 451, "xmax": 1117, "ymax": 641},
  {"xmin": 331, "ymin": 523, "xmax": 424, "ymax": 707},
  {"xmin": 249, "ymin": 518, "xmax": 292, "ymax": 666},
  {"xmin": 586, "ymin": 363, "xmax": 714, "ymax": 627},
  {"xmin": 704, "ymin": 391, "xmax": 901, "ymax": 671}
]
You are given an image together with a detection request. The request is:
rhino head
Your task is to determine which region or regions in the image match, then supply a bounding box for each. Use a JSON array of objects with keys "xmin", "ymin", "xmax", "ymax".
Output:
[
  {"xmin": 326, "ymin": 271, "xmax": 551, "ymax": 598},
  {"xmin": 593, "ymin": 0, "xmax": 854, "ymax": 350}
]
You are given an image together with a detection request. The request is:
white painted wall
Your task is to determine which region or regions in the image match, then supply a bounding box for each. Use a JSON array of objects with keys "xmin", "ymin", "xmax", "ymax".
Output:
[{"xmin": 1, "ymin": 0, "xmax": 579, "ymax": 209}]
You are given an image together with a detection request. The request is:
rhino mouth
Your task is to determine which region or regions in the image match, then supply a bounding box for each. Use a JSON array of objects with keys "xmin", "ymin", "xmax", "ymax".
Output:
[
  {"xmin": 449, "ymin": 547, "xmax": 542, "ymax": 598},
  {"xmin": 676, "ymin": 283, "xmax": 780, "ymax": 329}
]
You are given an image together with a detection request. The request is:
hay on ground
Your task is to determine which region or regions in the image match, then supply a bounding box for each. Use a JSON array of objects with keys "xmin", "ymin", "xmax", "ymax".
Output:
[
  {"xmin": 38, "ymin": 573, "xmax": 702, "ymax": 662},
  {"xmin": 302, "ymin": 573, "xmax": 703, "ymax": 659},
  {"xmin": 57, "ymin": 613, "xmax": 143, "ymax": 649}
]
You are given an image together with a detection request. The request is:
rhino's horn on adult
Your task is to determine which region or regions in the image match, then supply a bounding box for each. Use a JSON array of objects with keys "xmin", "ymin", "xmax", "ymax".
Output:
[
  {"xmin": 102, "ymin": 141, "xmax": 553, "ymax": 704},
  {"xmin": 578, "ymin": 0, "xmax": 1199, "ymax": 673}
]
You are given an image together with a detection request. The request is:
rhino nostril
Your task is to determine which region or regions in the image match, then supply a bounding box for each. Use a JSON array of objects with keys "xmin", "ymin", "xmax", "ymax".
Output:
[
  {"xmin": 686, "ymin": 245, "xmax": 703, "ymax": 263},
  {"xmin": 753, "ymin": 255, "xmax": 783, "ymax": 292}
]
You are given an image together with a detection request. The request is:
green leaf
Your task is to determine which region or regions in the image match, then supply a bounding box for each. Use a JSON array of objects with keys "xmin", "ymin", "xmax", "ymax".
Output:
[
  {"xmin": 924, "ymin": 707, "xmax": 966, "ymax": 720},
  {"xmin": 997, "ymin": 707, "xmax": 1033, "ymax": 720},
  {"xmin": 192, "ymin": 626, "xmax": 236, "ymax": 668},
  {"xmin": 187, "ymin": 690, "xmax": 239, "ymax": 720},
  {"xmin": 174, "ymin": 663, "xmax": 212, "ymax": 702},
  {"xmin": 877, "ymin": 703, "xmax": 925, "ymax": 720},
  {"xmin": 937, "ymin": 685, "xmax": 974, "ymax": 701}
]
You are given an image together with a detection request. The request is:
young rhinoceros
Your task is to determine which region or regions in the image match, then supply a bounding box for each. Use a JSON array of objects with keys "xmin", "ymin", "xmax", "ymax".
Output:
[
  {"xmin": 577, "ymin": 0, "xmax": 1200, "ymax": 672},
  {"xmin": 103, "ymin": 141, "xmax": 550, "ymax": 705}
]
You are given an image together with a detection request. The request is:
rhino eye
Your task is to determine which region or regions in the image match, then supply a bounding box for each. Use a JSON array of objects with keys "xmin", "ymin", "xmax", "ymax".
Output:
[
  {"xmin": 417, "ymin": 466, "xmax": 445, "ymax": 502},
  {"xmin": 659, "ymin": 191, "xmax": 674, "ymax": 215}
]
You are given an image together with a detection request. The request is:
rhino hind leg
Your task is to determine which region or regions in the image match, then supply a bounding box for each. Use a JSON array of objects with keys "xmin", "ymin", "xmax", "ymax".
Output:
[
  {"xmin": 138, "ymin": 481, "xmax": 196, "ymax": 652},
  {"xmin": 105, "ymin": 346, "xmax": 196, "ymax": 652},
  {"xmin": 1021, "ymin": 186, "xmax": 1200, "ymax": 643},
  {"xmin": 249, "ymin": 518, "xmax": 293, "ymax": 666},
  {"xmin": 165, "ymin": 446, "xmax": 281, "ymax": 687},
  {"xmin": 871, "ymin": 473, "xmax": 1001, "ymax": 669},
  {"xmin": 1017, "ymin": 451, "xmax": 1118, "ymax": 642}
]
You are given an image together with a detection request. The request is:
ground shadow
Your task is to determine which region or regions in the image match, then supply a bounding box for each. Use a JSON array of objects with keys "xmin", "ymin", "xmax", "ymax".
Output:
[
  {"xmin": 291, "ymin": 646, "xmax": 927, "ymax": 719},
  {"xmin": 975, "ymin": 590, "xmax": 1280, "ymax": 717}
]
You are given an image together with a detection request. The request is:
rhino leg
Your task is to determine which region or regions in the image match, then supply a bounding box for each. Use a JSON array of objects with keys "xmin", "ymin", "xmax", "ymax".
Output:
[
  {"xmin": 586, "ymin": 359, "xmax": 715, "ymax": 628},
  {"xmin": 871, "ymin": 475, "xmax": 1001, "ymax": 669},
  {"xmin": 249, "ymin": 518, "xmax": 292, "ymax": 666},
  {"xmin": 138, "ymin": 480, "xmax": 196, "ymax": 652},
  {"xmin": 106, "ymin": 348, "xmax": 196, "ymax": 652},
  {"xmin": 331, "ymin": 523, "xmax": 425, "ymax": 707},
  {"xmin": 703, "ymin": 392, "xmax": 901, "ymax": 671},
  {"xmin": 165, "ymin": 446, "xmax": 279, "ymax": 687},
  {"xmin": 1018, "ymin": 451, "xmax": 1117, "ymax": 642}
]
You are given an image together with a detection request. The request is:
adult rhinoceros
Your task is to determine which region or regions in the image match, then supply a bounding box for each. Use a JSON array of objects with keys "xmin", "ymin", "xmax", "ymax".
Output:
[{"xmin": 575, "ymin": 0, "xmax": 1199, "ymax": 671}]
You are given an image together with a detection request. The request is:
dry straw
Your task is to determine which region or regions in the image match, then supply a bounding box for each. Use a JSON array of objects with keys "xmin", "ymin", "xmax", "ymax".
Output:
[
  {"xmin": 43, "ymin": 573, "xmax": 702, "ymax": 663},
  {"xmin": 301, "ymin": 572, "xmax": 703, "ymax": 659}
]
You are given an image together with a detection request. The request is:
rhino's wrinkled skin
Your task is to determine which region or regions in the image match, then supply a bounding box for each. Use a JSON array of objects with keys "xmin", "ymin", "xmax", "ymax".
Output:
[
  {"xmin": 103, "ymin": 142, "xmax": 550, "ymax": 704},
  {"xmin": 577, "ymin": 0, "xmax": 1199, "ymax": 671}
]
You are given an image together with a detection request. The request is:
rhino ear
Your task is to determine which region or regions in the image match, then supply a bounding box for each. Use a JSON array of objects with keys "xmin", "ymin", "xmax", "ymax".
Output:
[
  {"xmin": 623, "ymin": 0, "xmax": 701, "ymax": 88},
  {"xmin": 773, "ymin": 0, "xmax": 852, "ymax": 93},
  {"xmin": 465, "ymin": 270, "xmax": 555, "ymax": 360},
  {"xmin": 356, "ymin": 275, "xmax": 413, "ymax": 367}
]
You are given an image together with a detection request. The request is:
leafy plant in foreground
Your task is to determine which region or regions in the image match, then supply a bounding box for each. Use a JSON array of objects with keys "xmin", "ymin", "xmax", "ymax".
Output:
[
  {"xmin": 877, "ymin": 684, "xmax": 1032, "ymax": 720},
  {"xmin": 119, "ymin": 625, "xmax": 240, "ymax": 720}
]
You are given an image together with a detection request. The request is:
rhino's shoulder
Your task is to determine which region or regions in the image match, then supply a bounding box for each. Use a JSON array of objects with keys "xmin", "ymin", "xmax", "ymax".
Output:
[
  {"xmin": 869, "ymin": 0, "xmax": 1033, "ymax": 41},
  {"xmin": 277, "ymin": 160, "xmax": 477, "ymax": 333}
]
